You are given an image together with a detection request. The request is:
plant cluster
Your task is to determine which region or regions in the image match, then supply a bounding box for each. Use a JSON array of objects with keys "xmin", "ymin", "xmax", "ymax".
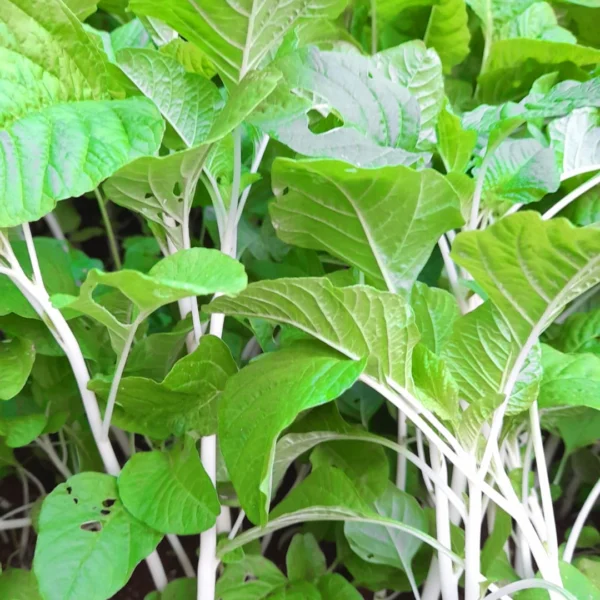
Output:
[{"xmin": 0, "ymin": 0, "xmax": 599, "ymax": 599}]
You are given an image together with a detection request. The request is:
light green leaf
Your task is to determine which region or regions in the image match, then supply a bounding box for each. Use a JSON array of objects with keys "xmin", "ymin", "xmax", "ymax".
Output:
[
  {"xmin": 316, "ymin": 573, "xmax": 363, "ymax": 600},
  {"xmin": 436, "ymin": 104, "xmax": 478, "ymax": 174},
  {"xmin": 286, "ymin": 533, "xmax": 327, "ymax": 582},
  {"xmin": 551, "ymin": 408, "xmax": 600, "ymax": 453},
  {"xmin": 216, "ymin": 556, "xmax": 286, "ymax": 600},
  {"xmin": 481, "ymin": 138, "xmax": 560, "ymax": 207},
  {"xmin": 205, "ymin": 277, "xmax": 419, "ymax": 387},
  {"xmin": 549, "ymin": 109, "xmax": 600, "ymax": 177},
  {"xmin": 452, "ymin": 212, "xmax": 600, "ymax": 347},
  {"xmin": 249, "ymin": 46, "xmax": 429, "ymax": 167},
  {"xmin": 442, "ymin": 302, "xmax": 542, "ymax": 415},
  {"xmin": 410, "ymin": 282, "xmax": 460, "ymax": 353},
  {"xmin": 145, "ymin": 578, "xmax": 196, "ymax": 600},
  {"xmin": 0, "ymin": 0, "xmax": 164, "ymax": 226},
  {"xmin": 219, "ymin": 341, "xmax": 365, "ymax": 524},
  {"xmin": 0, "ymin": 569, "xmax": 42, "ymax": 600},
  {"xmin": 33, "ymin": 473, "xmax": 162, "ymax": 600},
  {"xmin": 552, "ymin": 307, "xmax": 600, "ymax": 355},
  {"xmin": 344, "ymin": 482, "xmax": 428, "ymax": 577},
  {"xmin": 515, "ymin": 561, "xmax": 600, "ymax": 599},
  {"xmin": 160, "ymin": 38, "xmax": 217, "ymax": 79},
  {"xmin": 118, "ymin": 438, "xmax": 220, "ymax": 534},
  {"xmin": 64, "ymin": 0, "xmax": 99, "ymax": 20},
  {"xmin": 90, "ymin": 335, "xmax": 236, "ymax": 438},
  {"xmin": 270, "ymin": 159, "xmax": 463, "ymax": 293},
  {"xmin": 0, "ymin": 338, "xmax": 35, "ymax": 401},
  {"xmin": 0, "ymin": 393, "xmax": 48, "ymax": 448},
  {"xmin": 424, "ymin": 0, "xmax": 471, "ymax": 73},
  {"xmin": 539, "ymin": 344, "xmax": 600, "ymax": 411},
  {"xmin": 128, "ymin": 0, "xmax": 347, "ymax": 84},
  {"xmin": 498, "ymin": 3, "xmax": 576, "ymax": 43},
  {"xmin": 117, "ymin": 49, "xmax": 223, "ymax": 147}
]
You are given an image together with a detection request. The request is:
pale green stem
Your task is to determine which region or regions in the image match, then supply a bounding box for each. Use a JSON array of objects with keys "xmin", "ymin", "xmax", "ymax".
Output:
[{"xmin": 94, "ymin": 187, "xmax": 122, "ymax": 270}]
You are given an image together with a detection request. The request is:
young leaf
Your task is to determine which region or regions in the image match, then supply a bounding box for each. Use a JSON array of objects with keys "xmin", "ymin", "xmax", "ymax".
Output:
[
  {"xmin": 0, "ymin": 1, "xmax": 164, "ymax": 226},
  {"xmin": 551, "ymin": 307, "xmax": 600, "ymax": 354},
  {"xmin": 344, "ymin": 482, "xmax": 428, "ymax": 578},
  {"xmin": 216, "ymin": 555, "xmax": 286, "ymax": 599},
  {"xmin": 33, "ymin": 473, "xmax": 162, "ymax": 600},
  {"xmin": 436, "ymin": 104, "xmax": 478, "ymax": 174},
  {"xmin": 270, "ymin": 159, "xmax": 463, "ymax": 293},
  {"xmin": 219, "ymin": 341, "xmax": 366, "ymax": 525},
  {"xmin": 89, "ymin": 335, "xmax": 237, "ymax": 438},
  {"xmin": 286, "ymin": 533, "xmax": 327, "ymax": 582},
  {"xmin": 0, "ymin": 338, "xmax": 35, "ymax": 401},
  {"xmin": 0, "ymin": 569, "xmax": 42, "ymax": 600},
  {"xmin": 128, "ymin": 0, "xmax": 347, "ymax": 83},
  {"xmin": 538, "ymin": 344, "xmax": 600, "ymax": 411},
  {"xmin": 452, "ymin": 212, "xmax": 600, "ymax": 347},
  {"xmin": 205, "ymin": 277, "xmax": 419, "ymax": 388},
  {"xmin": 118, "ymin": 438, "xmax": 220, "ymax": 535}
]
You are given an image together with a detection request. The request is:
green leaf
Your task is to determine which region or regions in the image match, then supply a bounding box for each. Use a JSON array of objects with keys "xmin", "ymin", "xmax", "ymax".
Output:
[
  {"xmin": 64, "ymin": 0, "xmax": 99, "ymax": 20},
  {"xmin": 0, "ymin": 0, "xmax": 164, "ymax": 226},
  {"xmin": 436, "ymin": 103, "xmax": 478, "ymax": 174},
  {"xmin": 452, "ymin": 212, "xmax": 600, "ymax": 347},
  {"xmin": 0, "ymin": 338, "xmax": 35, "ymax": 401},
  {"xmin": 248, "ymin": 46, "xmax": 432, "ymax": 167},
  {"xmin": 267, "ymin": 582, "xmax": 322, "ymax": 600},
  {"xmin": 128, "ymin": 0, "xmax": 347, "ymax": 84},
  {"xmin": 424, "ymin": 0, "xmax": 470, "ymax": 73},
  {"xmin": 219, "ymin": 341, "xmax": 365, "ymax": 525},
  {"xmin": 344, "ymin": 482, "xmax": 428, "ymax": 582},
  {"xmin": 90, "ymin": 335, "xmax": 237, "ymax": 438},
  {"xmin": 481, "ymin": 139, "xmax": 560, "ymax": 207},
  {"xmin": 270, "ymin": 159, "xmax": 463, "ymax": 293},
  {"xmin": 551, "ymin": 407, "xmax": 600, "ymax": 453},
  {"xmin": 538, "ymin": 344, "xmax": 600, "ymax": 410},
  {"xmin": 515, "ymin": 561, "xmax": 600, "ymax": 599},
  {"xmin": 160, "ymin": 38, "xmax": 217, "ymax": 79},
  {"xmin": 549, "ymin": 109, "xmax": 600, "ymax": 177},
  {"xmin": 145, "ymin": 578, "xmax": 196, "ymax": 600},
  {"xmin": 286, "ymin": 533, "xmax": 327, "ymax": 582},
  {"xmin": 33, "ymin": 472, "xmax": 162, "ymax": 600},
  {"xmin": 0, "ymin": 393, "xmax": 48, "ymax": 448},
  {"xmin": 498, "ymin": 3, "xmax": 576, "ymax": 43},
  {"xmin": 118, "ymin": 438, "xmax": 220, "ymax": 535},
  {"xmin": 205, "ymin": 277, "xmax": 419, "ymax": 388},
  {"xmin": 0, "ymin": 569, "xmax": 42, "ymax": 600},
  {"xmin": 552, "ymin": 307, "xmax": 600, "ymax": 354},
  {"xmin": 316, "ymin": 574, "xmax": 362, "ymax": 600},
  {"xmin": 481, "ymin": 509, "xmax": 512, "ymax": 579},
  {"xmin": 216, "ymin": 555, "xmax": 286, "ymax": 599},
  {"xmin": 117, "ymin": 49, "xmax": 223, "ymax": 147}
]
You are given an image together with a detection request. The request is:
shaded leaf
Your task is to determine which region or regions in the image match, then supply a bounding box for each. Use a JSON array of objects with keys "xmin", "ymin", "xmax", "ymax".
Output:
[{"xmin": 0, "ymin": 338, "xmax": 35, "ymax": 401}]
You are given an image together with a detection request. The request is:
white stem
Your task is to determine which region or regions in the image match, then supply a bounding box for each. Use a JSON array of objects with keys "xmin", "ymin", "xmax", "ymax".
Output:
[
  {"xmin": 464, "ymin": 481, "xmax": 483, "ymax": 600},
  {"xmin": 101, "ymin": 314, "xmax": 145, "ymax": 440},
  {"xmin": 416, "ymin": 429, "xmax": 434, "ymax": 496},
  {"xmin": 36, "ymin": 436, "xmax": 72, "ymax": 480},
  {"xmin": 518, "ymin": 432, "xmax": 535, "ymax": 578},
  {"xmin": 438, "ymin": 234, "xmax": 467, "ymax": 314},
  {"xmin": 166, "ymin": 534, "xmax": 195, "ymax": 578},
  {"xmin": 396, "ymin": 412, "xmax": 407, "ymax": 490},
  {"xmin": 44, "ymin": 213, "xmax": 66, "ymax": 242},
  {"xmin": 543, "ymin": 171, "xmax": 600, "ymax": 220},
  {"xmin": 563, "ymin": 478, "xmax": 600, "ymax": 563},
  {"xmin": 0, "ymin": 518, "xmax": 31, "ymax": 531},
  {"xmin": 560, "ymin": 165, "xmax": 600, "ymax": 181},
  {"xmin": 22, "ymin": 223, "xmax": 42, "ymax": 285},
  {"xmin": 484, "ymin": 580, "xmax": 576, "ymax": 600},
  {"xmin": 229, "ymin": 510, "xmax": 246, "ymax": 540},
  {"xmin": 449, "ymin": 468, "xmax": 467, "ymax": 525}
]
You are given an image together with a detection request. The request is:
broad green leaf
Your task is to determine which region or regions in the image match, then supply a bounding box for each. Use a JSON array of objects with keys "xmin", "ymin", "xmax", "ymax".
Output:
[
  {"xmin": 33, "ymin": 473, "xmax": 162, "ymax": 600},
  {"xmin": 104, "ymin": 145, "xmax": 210, "ymax": 247},
  {"xmin": 552, "ymin": 408, "xmax": 600, "ymax": 453},
  {"xmin": 268, "ymin": 582, "xmax": 321, "ymax": 599},
  {"xmin": 160, "ymin": 38, "xmax": 217, "ymax": 79},
  {"xmin": 538, "ymin": 344, "xmax": 600, "ymax": 410},
  {"xmin": 442, "ymin": 302, "xmax": 542, "ymax": 416},
  {"xmin": 549, "ymin": 109, "xmax": 600, "ymax": 177},
  {"xmin": 216, "ymin": 556, "xmax": 286, "ymax": 599},
  {"xmin": 128, "ymin": 0, "xmax": 347, "ymax": 83},
  {"xmin": 0, "ymin": 393, "xmax": 48, "ymax": 448},
  {"xmin": 0, "ymin": 315, "xmax": 62, "ymax": 357},
  {"xmin": 552, "ymin": 307, "xmax": 600, "ymax": 354},
  {"xmin": 286, "ymin": 533, "xmax": 327, "ymax": 582},
  {"xmin": 219, "ymin": 341, "xmax": 365, "ymax": 524},
  {"xmin": 0, "ymin": 0, "xmax": 164, "ymax": 226},
  {"xmin": 118, "ymin": 438, "xmax": 220, "ymax": 534},
  {"xmin": 270, "ymin": 159, "xmax": 463, "ymax": 292},
  {"xmin": 0, "ymin": 338, "xmax": 35, "ymax": 401},
  {"xmin": 515, "ymin": 561, "xmax": 600, "ymax": 599},
  {"xmin": 0, "ymin": 569, "xmax": 42, "ymax": 600},
  {"xmin": 145, "ymin": 578, "xmax": 196, "ymax": 600},
  {"xmin": 64, "ymin": 0, "xmax": 99, "ymax": 20},
  {"xmin": 310, "ymin": 439, "xmax": 389, "ymax": 502},
  {"xmin": 436, "ymin": 104, "xmax": 478, "ymax": 174},
  {"xmin": 498, "ymin": 3, "xmax": 576, "ymax": 43},
  {"xmin": 452, "ymin": 212, "xmax": 600, "ymax": 347},
  {"xmin": 117, "ymin": 49, "xmax": 223, "ymax": 147},
  {"xmin": 481, "ymin": 139, "xmax": 560, "ymax": 207},
  {"xmin": 410, "ymin": 282, "xmax": 460, "ymax": 353},
  {"xmin": 249, "ymin": 46, "xmax": 430, "ymax": 167},
  {"xmin": 90, "ymin": 335, "xmax": 236, "ymax": 438},
  {"xmin": 205, "ymin": 277, "xmax": 419, "ymax": 387},
  {"xmin": 344, "ymin": 482, "xmax": 428, "ymax": 578},
  {"xmin": 0, "ymin": 238, "xmax": 78, "ymax": 320},
  {"xmin": 424, "ymin": 0, "xmax": 470, "ymax": 73},
  {"xmin": 316, "ymin": 573, "xmax": 363, "ymax": 600}
]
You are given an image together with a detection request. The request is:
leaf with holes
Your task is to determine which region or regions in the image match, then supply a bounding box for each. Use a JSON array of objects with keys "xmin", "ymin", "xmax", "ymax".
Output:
[{"xmin": 33, "ymin": 472, "xmax": 162, "ymax": 600}]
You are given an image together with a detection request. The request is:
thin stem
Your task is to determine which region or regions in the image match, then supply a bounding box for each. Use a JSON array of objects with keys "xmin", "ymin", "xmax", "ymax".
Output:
[
  {"xmin": 22, "ymin": 223, "xmax": 43, "ymax": 284},
  {"xmin": 166, "ymin": 534, "xmax": 195, "ymax": 578},
  {"xmin": 543, "ymin": 171, "xmax": 600, "ymax": 220},
  {"xmin": 563, "ymin": 478, "xmax": 600, "ymax": 563},
  {"xmin": 464, "ymin": 482, "xmax": 482, "ymax": 600},
  {"xmin": 438, "ymin": 234, "xmax": 467, "ymax": 314},
  {"xmin": 44, "ymin": 213, "xmax": 66, "ymax": 242},
  {"xmin": 235, "ymin": 134, "xmax": 269, "ymax": 227},
  {"xmin": 0, "ymin": 518, "xmax": 31, "ymax": 531},
  {"xmin": 94, "ymin": 187, "xmax": 122, "ymax": 270},
  {"xmin": 36, "ymin": 435, "xmax": 72, "ymax": 480},
  {"xmin": 101, "ymin": 314, "xmax": 146, "ymax": 440},
  {"xmin": 484, "ymin": 580, "xmax": 576, "ymax": 600},
  {"xmin": 396, "ymin": 412, "xmax": 407, "ymax": 490},
  {"xmin": 229, "ymin": 510, "xmax": 246, "ymax": 540}
]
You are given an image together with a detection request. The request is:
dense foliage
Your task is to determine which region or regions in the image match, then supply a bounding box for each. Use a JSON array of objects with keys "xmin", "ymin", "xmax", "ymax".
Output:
[{"xmin": 0, "ymin": 0, "xmax": 599, "ymax": 599}]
